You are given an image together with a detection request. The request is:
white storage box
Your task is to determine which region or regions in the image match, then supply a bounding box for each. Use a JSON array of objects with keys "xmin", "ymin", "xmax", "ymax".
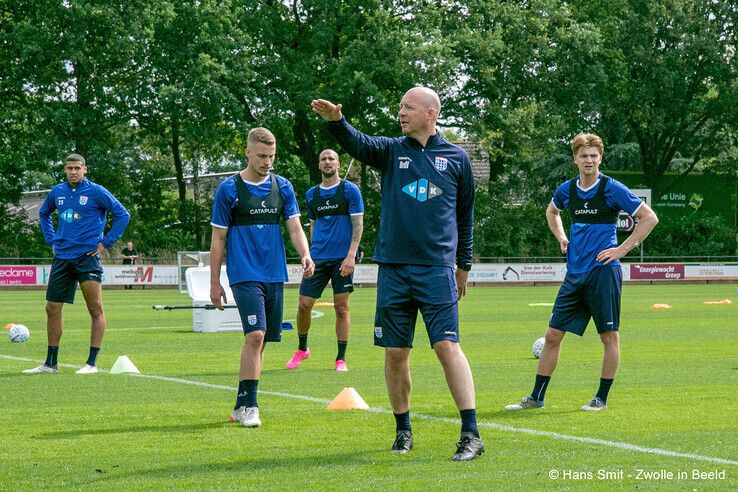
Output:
[{"xmin": 186, "ymin": 266, "xmax": 243, "ymax": 332}]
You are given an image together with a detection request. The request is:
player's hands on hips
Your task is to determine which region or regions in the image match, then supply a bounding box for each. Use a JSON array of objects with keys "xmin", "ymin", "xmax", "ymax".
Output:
[
  {"xmin": 87, "ymin": 243, "xmax": 105, "ymax": 256},
  {"xmin": 455, "ymin": 268, "xmax": 469, "ymax": 298},
  {"xmin": 311, "ymin": 99, "xmax": 343, "ymax": 121},
  {"xmin": 210, "ymin": 283, "xmax": 227, "ymax": 310},
  {"xmin": 339, "ymin": 255, "xmax": 355, "ymax": 277},
  {"xmin": 302, "ymin": 256, "xmax": 315, "ymax": 278},
  {"xmin": 596, "ymin": 246, "xmax": 625, "ymax": 265},
  {"xmin": 558, "ymin": 237, "xmax": 569, "ymax": 254}
]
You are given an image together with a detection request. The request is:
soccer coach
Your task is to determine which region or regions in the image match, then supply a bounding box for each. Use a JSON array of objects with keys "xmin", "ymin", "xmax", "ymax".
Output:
[{"xmin": 312, "ymin": 87, "xmax": 483, "ymax": 461}]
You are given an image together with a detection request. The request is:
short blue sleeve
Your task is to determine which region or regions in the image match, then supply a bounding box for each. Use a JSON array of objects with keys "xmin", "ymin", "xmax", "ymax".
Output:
[
  {"xmin": 278, "ymin": 177, "xmax": 300, "ymax": 220},
  {"xmin": 552, "ymin": 181, "xmax": 569, "ymax": 210},
  {"xmin": 605, "ymin": 178, "xmax": 642, "ymax": 215},
  {"xmin": 345, "ymin": 181, "xmax": 364, "ymax": 215},
  {"xmin": 305, "ymin": 187, "xmax": 316, "ymax": 221},
  {"xmin": 211, "ymin": 179, "xmax": 236, "ymax": 228}
]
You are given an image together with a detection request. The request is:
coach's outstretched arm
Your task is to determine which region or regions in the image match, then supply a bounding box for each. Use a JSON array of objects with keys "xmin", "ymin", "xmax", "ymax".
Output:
[
  {"xmin": 311, "ymin": 99, "xmax": 343, "ymax": 121},
  {"xmin": 311, "ymin": 99, "xmax": 393, "ymax": 169}
]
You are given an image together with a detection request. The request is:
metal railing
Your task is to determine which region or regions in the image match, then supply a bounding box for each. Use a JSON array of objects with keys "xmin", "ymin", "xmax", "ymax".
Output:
[{"xmin": 2, "ymin": 255, "xmax": 736, "ymax": 266}]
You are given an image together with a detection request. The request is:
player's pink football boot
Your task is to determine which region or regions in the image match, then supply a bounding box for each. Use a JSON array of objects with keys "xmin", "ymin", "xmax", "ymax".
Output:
[{"xmin": 285, "ymin": 349, "xmax": 310, "ymax": 369}]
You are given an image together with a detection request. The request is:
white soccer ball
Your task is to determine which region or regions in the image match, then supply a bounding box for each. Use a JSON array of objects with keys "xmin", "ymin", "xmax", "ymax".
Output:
[
  {"xmin": 8, "ymin": 324, "xmax": 30, "ymax": 343},
  {"xmin": 532, "ymin": 337, "xmax": 545, "ymax": 359}
]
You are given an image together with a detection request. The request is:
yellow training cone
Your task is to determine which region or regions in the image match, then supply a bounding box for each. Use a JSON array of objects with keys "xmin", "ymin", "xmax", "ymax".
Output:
[
  {"xmin": 110, "ymin": 355, "xmax": 140, "ymax": 374},
  {"xmin": 327, "ymin": 387, "xmax": 369, "ymax": 410}
]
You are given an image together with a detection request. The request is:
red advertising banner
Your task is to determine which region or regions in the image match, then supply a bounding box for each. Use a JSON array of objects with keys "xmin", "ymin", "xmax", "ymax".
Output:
[
  {"xmin": 0, "ymin": 266, "xmax": 37, "ymax": 285},
  {"xmin": 630, "ymin": 263, "xmax": 685, "ymax": 280}
]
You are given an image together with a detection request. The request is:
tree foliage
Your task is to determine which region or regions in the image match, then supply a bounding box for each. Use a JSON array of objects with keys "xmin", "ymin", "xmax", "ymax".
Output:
[
  {"xmin": 575, "ymin": 0, "xmax": 738, "ymax": 196},
  {"xmin": 0, "ymin": 0, "xmax": 735, "ymax": 258}
]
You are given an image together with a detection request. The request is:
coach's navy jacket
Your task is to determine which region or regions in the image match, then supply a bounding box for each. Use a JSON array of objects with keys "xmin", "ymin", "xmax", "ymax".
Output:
[{"xmin": 327, "ymin": 117, "xmax": 474, "ymax": 268}]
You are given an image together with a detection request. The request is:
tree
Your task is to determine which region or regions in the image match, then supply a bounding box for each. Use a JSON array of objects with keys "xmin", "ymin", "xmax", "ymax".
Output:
[
  {"xmin": 233, "ymin": 0, "xmax": 462, "ymax": 254},
  {"xmin": 0, "ymin": 1, "xmax": 156, "ymax": 251},
  {"xmin": 574, "ymin": 0, "xmax": 738, "ymax": 195},
  {"xmin": 446, "ymin": 0, "xmax": 601, "ymax": 193},
  {"xmin": 127, "ymin": 0, "xmax": 256, "ymax": 249},
  {"xmin": 0, "ymin": 0, "xmax": 155, "ymax": 185}
]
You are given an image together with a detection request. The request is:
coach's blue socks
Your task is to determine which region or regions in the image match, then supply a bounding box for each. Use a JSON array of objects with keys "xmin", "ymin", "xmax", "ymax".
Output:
[
  {"xmin": 394, "ymin": 411, "xmax": 411, "ymax": 432},
  {"xmin": 235, "ymin": 379, "xmax": 259, "ymax": 409},
  {"xmin": 596, "ymin": 378, "xmax": 614, "ymax": 403},
  {"xmin": 85, "ymin": 346, "xmax": 100, "ymax": 366},
  {"xmin": 336, "ymin": 340, "xmax": 347, "ymax": 361},
  {"xmin": 531, "ymin": 374, "xmax": 551, "ymax": 402},
  {"xmin": 45, "ymin": 346, "xmax": 59, "ymax": 367},
  {"xmin": 460, "ymin": 409, "xmax": 480, "ymax": 438},
  {"xmin": 298, "ymin": 334, "xmax": 309, "ymax": 352}
]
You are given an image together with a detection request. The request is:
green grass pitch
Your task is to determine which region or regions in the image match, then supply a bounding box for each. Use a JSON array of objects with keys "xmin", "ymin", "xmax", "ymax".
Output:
[{"xmin": 1, "ymin": 283, "xmax": 737, "ymax": 490}]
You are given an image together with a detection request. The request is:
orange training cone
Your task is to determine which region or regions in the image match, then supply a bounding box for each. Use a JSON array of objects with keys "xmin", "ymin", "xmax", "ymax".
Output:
[{"xmin": 327, "ymin": 387, "xmax": 369, "ymax": 410}]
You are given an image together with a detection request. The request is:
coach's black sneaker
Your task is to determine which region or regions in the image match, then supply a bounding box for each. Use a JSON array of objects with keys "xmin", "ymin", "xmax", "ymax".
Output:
[
  {"xmin": 452, "ymin": 432, "xmax": 485, "ymax": 461},
  {"xmin": 390, "ymin": 430, "xmax": 413, "ymax": 454}
]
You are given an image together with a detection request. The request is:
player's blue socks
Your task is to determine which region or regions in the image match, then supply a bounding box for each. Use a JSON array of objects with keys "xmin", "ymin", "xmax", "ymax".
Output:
[
  {"xmin": 86, "ymin": 346, "xmax": 100, "ymax": 366},
  {"xmin": 531, "ymin": 374, "xmax": 551, "ymax": 402},
  {"xmin": 595, "ymin": 378, "xmax": 614, "ymax": 403},
  {"xmin": 298, "ymin": 334, "xmax": 309, "ymax": 351},
  {"xmin": 460, "ymin": 408, "xmax": 479, "ymax": 438},
  {"xmin": 235, "ymin": 379, "xmax": 259, "ymax": 409},
  {"xmin": 45, "ymin": 346, "xmax": 59, "ymax": 367},
  {"xmin": 394, "ymin": 411, "xmax": 411, "ymax": 432},
  {"xmin": 336, "ymin": 340, "xmax": 347, "ymax": 361}
]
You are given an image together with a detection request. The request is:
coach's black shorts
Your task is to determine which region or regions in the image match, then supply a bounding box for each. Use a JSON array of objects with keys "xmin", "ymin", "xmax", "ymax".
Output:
[
  {"xmin": 373, "ymin": 264, "xmax": 459, "ymax": 349},
  {"xmin": 299, "ymin": 259, "xmax": 354, "ymax": 299},
  {"xmin": 46, "ymin": 254, "xmax": 104, "ymax": 304}
]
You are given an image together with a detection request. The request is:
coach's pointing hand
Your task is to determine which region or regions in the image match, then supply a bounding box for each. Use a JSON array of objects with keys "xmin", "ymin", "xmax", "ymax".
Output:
[{"xmin": 311, "ymin": 99, "xmax": 343, "ymax": 121}]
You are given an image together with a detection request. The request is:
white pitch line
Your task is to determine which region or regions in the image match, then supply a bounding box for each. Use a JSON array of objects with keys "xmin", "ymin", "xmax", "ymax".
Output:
[
  {"xmin": 61, "ymin": 326, "xmax": 192, "ymax": 333},
  {"xmin": 2, "ymin": 353, "xmax": 737, "ymax": 466},
  {"xmin": 55, "ymin": 310, "xmax": 326, "ymax": 333}
]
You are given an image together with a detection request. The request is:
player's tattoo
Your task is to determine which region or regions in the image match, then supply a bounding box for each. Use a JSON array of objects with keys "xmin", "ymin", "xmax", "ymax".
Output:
[{"xmin": 350, "ymin": 215, "xmax": 363, "ymax": 244}]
